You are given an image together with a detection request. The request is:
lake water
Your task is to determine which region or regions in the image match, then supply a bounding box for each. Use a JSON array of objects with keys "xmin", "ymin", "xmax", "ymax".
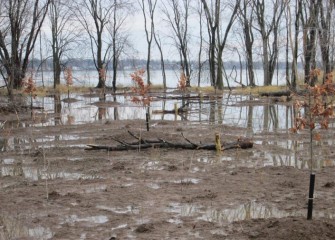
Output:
[
  {"xmin": 0, "ymin": 69, "xmax": 289, "ymax": 88},
  {"xmin": 24, "ymin": 93, "xmax": 293, "ymax": 133}
]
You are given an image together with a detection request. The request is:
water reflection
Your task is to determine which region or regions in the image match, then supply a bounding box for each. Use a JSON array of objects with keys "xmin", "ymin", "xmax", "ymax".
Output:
[
  {"xmin": 196, "ymin": 141, "xmax": 335, "ymax": 170},
  {"xmin": 61, "ymin": 215, "xmax": 108, "ymax": 225},
  {"xmin": 141, "ymin": 161, "xmax": 164, "ymax": 171},
  {"xmin": 1, "ymin": 93, "xmax": 335, "ymax": 172},
  {"xmin": 96, "ymin": 205, "xmax": 139, "ymax": 214},
  {"xmin": 0, "ymin": 214, "xmax": 53, "ymax": 239},
  {"xmin": 199, "ymin": 201, "xmax": 298, "ymax": 223},
  {"xmin": 200, "ymin": 201, "xmax": 335, "ymax": 224},
  {"xmin": 0, "ymin": 137, "xmax": 7, "ymax": 152},
  {"xmin": 166, "ymin": 200, "xmax": 335, "ymax": 225},
  {"xmin": 1, "ymin": 164, "xmax": 101, "ymax": 181},
  {"xmin": 0, "ymin": 132, "xmax": 93, "ymax": 151},
  {"xmin": 54, "ymin": 94, "xmax": 62, "ymax": 125},
  {"xmin": 0, "ymin": 94, "xmax": 295, "ymax": 141},
  {"xmin": 1, "ymin": 93, "xmax": 294, "ymax": 130}
]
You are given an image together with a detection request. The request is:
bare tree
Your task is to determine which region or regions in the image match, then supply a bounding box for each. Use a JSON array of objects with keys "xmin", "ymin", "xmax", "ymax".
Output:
[
  {"xmin": 108, "ymin": 0, "xmax": 132, "ymax": 92},
  {"xmin": 300, "ymin": 0, "xmax": 319, "ymax": 85},
  {"xmin": 329, "ymin": 7, "xmax": 335, "ymax": 72},
  {"xmin": 237, "ymin": 0, "xmax": 255, "ymax": 87},
  {"xmin": 253, "ymin": 0, "xmax": 287, "ymax": 86},
  {"xmin": 216, "ymin": 1, "xmax": 240, "ymax": 89},
  {"xmin": 74, "ymin": 0, "xmax": 115, "ymax": 88},
  {"xmin": 153, "ymin": 31, "xmax": 167, "ymax": 88},
  {"xmin": 288, "ymin": 0, "xmax": 302, "ymax": 91},
  {"xmin": 196, "ymin": 0, "xmax": 205, "ymax": 87},
  {"xmin": 162, "ymin": 0, "xmax": 192, "ymax": 87},
  {"xmin": 138, "ymin": 0, "xmax": 157, "ymax": 85},
  {"xmin": 201, "ymin": 0, "xmax": 240, "ymax": 89},
  {"xmin": 317, "ymin": 0, "xmax": 334, "ymax": 83},
  {"xmin": 201, "ymin": 0, "xmax": 220, "ymax": 87},
  {"xmin": 49, "ymin": 0, "xmax": 79, "ymax": 88},
  {"xmin": 0, "ymin": 0, "xmax": 51, "ymax": 96}
]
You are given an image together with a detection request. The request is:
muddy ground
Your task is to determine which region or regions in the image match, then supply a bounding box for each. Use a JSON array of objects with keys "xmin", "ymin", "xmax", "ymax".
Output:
[{"xmin": 1, "ymin": 94, "xmax": 335, "ymax": 240}]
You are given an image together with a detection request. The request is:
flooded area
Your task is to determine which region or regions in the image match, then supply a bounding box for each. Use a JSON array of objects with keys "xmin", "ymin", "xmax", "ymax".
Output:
[{"xmin": 1, "ymin": 89, "xmax": 335, "ymax": 239}]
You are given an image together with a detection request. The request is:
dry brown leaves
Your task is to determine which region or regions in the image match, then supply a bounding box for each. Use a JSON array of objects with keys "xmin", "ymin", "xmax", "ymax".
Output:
[
  {"xmin": 130, "ymin": 69, "xmax": 151, "ymax": 106},
  {"xmin": 291, "ymin": 70, "xmax": 335, "ymax": 139}
]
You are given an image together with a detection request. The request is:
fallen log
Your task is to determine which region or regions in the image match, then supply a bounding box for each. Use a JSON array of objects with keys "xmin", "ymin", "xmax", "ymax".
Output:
[
  {"xmin": 259, "ymin": 90, "xmax": 291, "ymax": 97},
  {"xmin": 85, "ymin": 131, "xmax": 253, "ymax": 151}
]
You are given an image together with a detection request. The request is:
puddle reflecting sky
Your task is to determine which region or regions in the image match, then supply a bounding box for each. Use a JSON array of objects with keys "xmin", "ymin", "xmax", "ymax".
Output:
[{"xmin": 166, "ymin": 200, "xmax": 335, "ymax": 224}]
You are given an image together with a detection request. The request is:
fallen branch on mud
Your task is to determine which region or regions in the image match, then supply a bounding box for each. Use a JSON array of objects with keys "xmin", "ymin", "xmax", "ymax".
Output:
[{"xmin": 85, "ymin": 131, "xmax": 253, "ymax": 151}]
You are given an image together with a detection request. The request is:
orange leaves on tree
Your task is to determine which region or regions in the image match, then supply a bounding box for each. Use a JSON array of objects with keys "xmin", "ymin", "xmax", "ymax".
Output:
[
  {"xmin": 291, "ymin": 112, "xmax": 307, "ymax": 133},
  {"xmin": 177, "ymin": 72, "xmax": 187, "ymax": 91},
  {"xmin": 320, "ymin": 119, "xmax": 329, "ymax": 129},
  {"xmin": 130, "ymin": 69, "xmax": 151, "ymax": 107},
  {"xmin": 310, "ymin": 68, "xmax": 321, "ymax": 79},
  {"xmin": 314, "ymin": 132, "xmax": 321, "ymax": 141},
  {"xmin": 23, "ymin": 75, "xmax": 37, "ymax": 98},
  {"xmin": 64, "ymin": 67, "xmax": 73, "ymax": 86},
  {"xmin": 323, "ymin": 72, "xmax": 335, "ymax": 94},
  {"xmin": 292, "ymin": 70, "xmax": 334, "ymax": 139}
]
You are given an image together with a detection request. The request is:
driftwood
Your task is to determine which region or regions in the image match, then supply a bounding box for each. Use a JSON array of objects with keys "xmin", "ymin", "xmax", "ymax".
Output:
[
  {"xmin": 85, "ymin": 131, "xmax": 253, "ymax": 151},
  {"xmin": 156, "ymin": 94, "xmax": 223, "ymax": 100},
  {"xmin": 259, "ymin": 90, "xmax": 291, "ymax": 97}
]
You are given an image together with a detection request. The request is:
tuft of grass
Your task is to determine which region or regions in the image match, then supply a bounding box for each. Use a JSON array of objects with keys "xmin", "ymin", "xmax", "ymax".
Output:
[
  {"xmin": 149, "ymin": 84, "xmax": 165, "ymax": 90},
  {"xmin": 55, "ymin": 84, "xmax": 91, "ymax": 93},
  {"xmin": 34, "ymin": 87, "xmax": 49, "ymax": 97},
  {"xmin": 234, "ymin": 85, "xmax": 289, "ymax": 95},
  {"xmin": 26, "ymin": 85, "xmax": 94, "ymax": 97},
  {"xmin": 190, "ymin": 86, "xmax": 216, "ymax": 93}
]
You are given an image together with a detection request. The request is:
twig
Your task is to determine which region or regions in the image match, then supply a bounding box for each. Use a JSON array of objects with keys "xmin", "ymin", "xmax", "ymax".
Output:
[
  {"xmin": 111, "ymin": 137, "xmax": 133, "ymax": 147},
  {"xmin": 181, "ymin": 132, "xmax": 198, "ymax": 148},
  {"xmin": 127, "ymin": 130, "xmax": 147, "ymax": 144}
]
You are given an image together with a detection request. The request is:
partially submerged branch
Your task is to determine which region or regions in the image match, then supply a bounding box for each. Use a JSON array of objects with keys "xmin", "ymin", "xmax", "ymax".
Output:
[{"xmin": 85, "ymin": 131, "xmax": 253, "ymax": 151}]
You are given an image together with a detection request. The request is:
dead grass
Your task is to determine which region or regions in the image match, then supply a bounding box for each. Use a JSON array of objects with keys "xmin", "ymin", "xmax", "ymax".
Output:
[
  {"xmin": 190, "ymin": 86, "xmax": 216, "ymax": 93},
  {"xmin": 234, "ymin": 85, "xmax": 290, "ymax": 96}
]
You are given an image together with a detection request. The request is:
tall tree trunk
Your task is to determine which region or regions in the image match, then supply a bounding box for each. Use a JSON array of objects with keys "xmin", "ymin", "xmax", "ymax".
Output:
[
  {"xmin": 254, "ymin": 0, "xmax": 286, "ymax": 86},
  {"xmin": 153, "ymin": 34, "xmax": 166, "ymax": 88},
  {"xmin": 201, "ymin": 0, "xmax": 218, "ymax": 87},
  {"xmin": 216, "ymin": 47, "xmax": 224, "ymax": 89},
  {"xmin": 291, "ymin": 0, "xmax": 302, "ymax": 91},
  {"xmin": 262, "ymin": 38, "xmax": 270, "ymax": 85},
  {"xmin": 209, "ymin": 27, "xmax": 216, "ymax": 87},
  {"xmin": 96, "ymin": 33, "xmax": 106, "ymax": 88},
  {"xmin": 238, "ymin": 0, "xmax": 255, "ymax": 87},
  {"xmin": 139, "ymin": 0, "xmax": 157, "ymax": 86},
  {"xmin": 317, "ymin": 0, "xmax": 333, "ymax": 83},
  {"xmin": 216, "ymin": 1, "xmax": 240, "ymax": 89},
  {"xmin": 303, "ymin": 0, "xmax": 319, "ymax": 86}
]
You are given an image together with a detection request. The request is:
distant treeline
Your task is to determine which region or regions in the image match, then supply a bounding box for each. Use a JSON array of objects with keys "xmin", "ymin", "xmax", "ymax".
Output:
[{"xmin": 29, "ymin": 58, "xmax": 303, "ymax": 72}]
